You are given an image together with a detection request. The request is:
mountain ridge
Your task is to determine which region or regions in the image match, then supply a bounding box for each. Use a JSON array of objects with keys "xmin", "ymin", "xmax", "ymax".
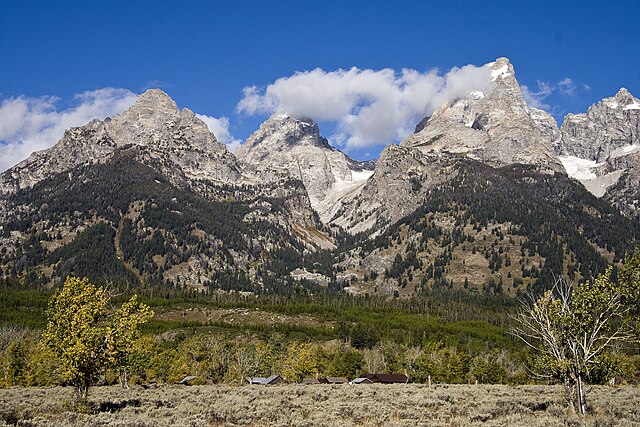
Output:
[{"xmin": 1, "ymin": 57, "xmax": 639, "ymax": 297}]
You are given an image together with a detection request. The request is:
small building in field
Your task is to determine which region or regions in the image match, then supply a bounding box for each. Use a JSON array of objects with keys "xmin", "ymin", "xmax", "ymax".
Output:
[
  {"xmin": 325, "ymin": 377, "xmax": 349, "ymax": 384},
  {"xmin": 350, "ymin": 377, "xmax": 374, "ymax": 384},
  {"xmin": 248, "ymin": 375, "xmax": 285, "ymax": 385},
  {"xmin": 364, "ymin": 373, "xmax": 409, "ymax": 384},
  {"xmin": 179, "ymin": 375, "xmax": 197, "ymax": 385},
  {"xmin": 303, "ymin": 377, "xmax": 321, "ymax": 385}
]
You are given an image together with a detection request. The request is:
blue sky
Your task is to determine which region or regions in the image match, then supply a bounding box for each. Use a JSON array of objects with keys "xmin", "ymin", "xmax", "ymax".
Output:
[{"xmin": 1, "ymin": 0, "xmax": 639, "ymax": 168}]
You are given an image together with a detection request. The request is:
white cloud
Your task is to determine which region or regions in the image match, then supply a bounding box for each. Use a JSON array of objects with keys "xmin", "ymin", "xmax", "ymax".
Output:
[
  {"xmin": 521, "ymin": 81, "xmax": 553, "ymax": 110},
  {"xmin": 522, "ymin": 77, "xmax": 588, "ymax": 111},
  {"xmin": 236, "ymin": 64, "xmax": 493, "ymax": 150},
  {"xmin": 557, "ymin": 78, "xmax": 577, "ymax": 96},
  {"xmin": 195, "ymin": 114, "xmax": 242, "ymax": 153},
  {"xmin": 0, "ymin": 88, "xmax": 136, "ymax": 172}
]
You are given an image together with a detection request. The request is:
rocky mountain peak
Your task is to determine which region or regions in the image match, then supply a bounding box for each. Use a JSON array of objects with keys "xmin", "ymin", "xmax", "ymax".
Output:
[
  {"xmin": 400, "ymin": 57, "xmax": 563, "ymax": 172},
  {"xmin": 106, "ymin": 89, "xmax": 225, "ymax": 151},
  {"xmin": 604, "ymin": 87, "xmax": 640, "ymax": 110},
  {"xmin": 237, "ymin": 115, "xmax": 374, "ymax": 224},
  {"xmin": 485, "ymin": 57, "xmax": 529, "ymax": 113},
  {"xmin": 131, "ymin": 89, "xmax": 179, "ymax": 112},
  {"xmin": 237, "ymin": 114, "xmax": 331, "ymax": 156},
  {"xmin": 616, "ymin": 87, "xmax": 632, "ymax": 97},
  {"xmin": 490, "ymin": 57, "xmax": 516, "ymax": 84},
  {"xmin": 103, "ymin": 89, "xmax": 241, "ymax": 185},
  {"xmin": 557, "ymin": 88, "xmax": 640, "ymax": 208},
  {"xmin": 0, "ymin": 89, "xmax": 241, "ymax": 194},
  {"xmin": 559, "ymin": 88, "xmax": 640, "ymax": 161}
]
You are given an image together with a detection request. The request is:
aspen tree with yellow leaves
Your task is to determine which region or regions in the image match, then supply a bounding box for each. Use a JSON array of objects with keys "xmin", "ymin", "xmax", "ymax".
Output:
[{"xmin": 42, "ymin": 277, "xmax": 153, "ymax": 406}]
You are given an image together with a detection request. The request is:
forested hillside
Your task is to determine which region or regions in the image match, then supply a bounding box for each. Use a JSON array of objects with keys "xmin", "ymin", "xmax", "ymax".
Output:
[
  {"xmin": 0, "ymin": 152, "xmax": 327, "ymax": 292},
  {"xmin": 330, "ymin": 160, "xmax": 640, "ymax": 297}
]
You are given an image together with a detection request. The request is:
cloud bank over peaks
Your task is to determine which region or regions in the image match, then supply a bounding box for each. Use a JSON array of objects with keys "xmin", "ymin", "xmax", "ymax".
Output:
[
  {"xmin": 0, "ymin": 88, "xmax": 137, "ymax": 172},
  {"xmin": 236, "ymin": 64, "xmax": 494, "ymax": 150}
]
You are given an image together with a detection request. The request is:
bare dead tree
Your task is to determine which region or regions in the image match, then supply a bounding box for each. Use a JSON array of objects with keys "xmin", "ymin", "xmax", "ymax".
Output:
[{"xmin": 512, "ymin": 271, "xmax": 636, "ymax": 415}]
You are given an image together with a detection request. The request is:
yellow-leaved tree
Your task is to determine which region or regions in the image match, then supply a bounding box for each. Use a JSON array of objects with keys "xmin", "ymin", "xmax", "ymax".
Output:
[
  {"xmin": 42, "ymin": 277, "xmax": 153, "ymax": 405},
  {"xmin": 105, "ymin": 294, "xmax": 154, "ymax": 388}
]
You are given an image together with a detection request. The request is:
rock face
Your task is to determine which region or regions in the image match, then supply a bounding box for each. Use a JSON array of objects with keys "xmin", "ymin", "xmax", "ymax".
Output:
[
  {"xmin": 0, "ymin": 89, "xmax": 242, "ymax": 195},
  {"xmin": 557, "ymin": 88, "xmax": 640, "ymax": 215},
  {"xmin": 402, "ymin": 58, "xmax": 564, "ymax": 173},
  {"xmin": 0, "ymin": 90, "xmax": 334, "ymax": 290},
  {"xmin": 559, "ymin": 88, "xmax": 640, "ymax": 161},
  {"xmin": 331, "ymin": 145, "xmax": 457, "ymax": 234},
  {"xmin": 333, "ymin": 58, "xmax": 567, "ymax": 234},
  {"xmin": 236, "ymin": 114, "xmax": 374, "ymax": 223}
]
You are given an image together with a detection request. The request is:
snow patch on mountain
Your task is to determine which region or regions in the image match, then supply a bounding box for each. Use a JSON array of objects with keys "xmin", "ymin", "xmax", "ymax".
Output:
[
  {"xmin": 623, "ymin": 101, "xmax": 640, "ymax": 110},
  {"xmin": 490, "ymin": 63, "xmax": 510, "ymax": 81},
  {"xmin": 581, "ymin": 171, "xmax": 626, "ymax": 198},
  {"xmin": 559, "ymin": 156, "xmax": 599, "ymax": 180}
]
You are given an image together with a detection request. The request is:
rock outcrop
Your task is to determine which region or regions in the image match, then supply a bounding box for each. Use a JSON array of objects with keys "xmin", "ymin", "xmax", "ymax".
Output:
[
  {"xmin": 236, "ymin": 114, "xmax": 374, "ymax": 224},
  {"xmin": 0, "ymin": 89, "xmax": 242, "ymax": 195},
  {"xmin": 557, "ymin": 88, "xmax": 640, "ymax": 214},
  {"xmin": 402, "ymin": 58, "xmax": 564, "ymax": 173}
]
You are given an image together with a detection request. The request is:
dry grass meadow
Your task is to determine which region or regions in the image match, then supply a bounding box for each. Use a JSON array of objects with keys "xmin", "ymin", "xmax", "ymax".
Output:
[{"xmin": 1, "ymin": 383, "xmax": 639, "ymax": 426}]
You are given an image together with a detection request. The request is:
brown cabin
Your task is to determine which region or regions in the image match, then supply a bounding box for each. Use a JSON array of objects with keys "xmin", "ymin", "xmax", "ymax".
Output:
[
  {"xmin": 248, "ymin": 375, "xmax": 285, "ymax": 385},
  {"xmin": 325, "ymin": 377, "xmax": 348, "ymax": 384},
  {"xmin": 364, "ymin": 373, "xmax": 409, "ymax": 384}
]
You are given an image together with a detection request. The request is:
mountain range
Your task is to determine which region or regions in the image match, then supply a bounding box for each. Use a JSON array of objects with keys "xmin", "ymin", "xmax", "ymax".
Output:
[{"xmin": 1, "ymin": 57, "xmax": 639, "ymax": 298}]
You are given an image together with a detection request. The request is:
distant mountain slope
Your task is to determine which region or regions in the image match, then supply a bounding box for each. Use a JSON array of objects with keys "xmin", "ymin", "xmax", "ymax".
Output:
[
  {"xmin": 236, "ymin": 114, "xmax": 375, "ymax": 225},
  {"xmin": 557, "ymin": 88, "xmax": 640, "ymax": 218},
  {"xmin": 331, "ymin": 160, "xmax": 640, "ymax": 297},
  {"xmin": 1, "ymin": 153, "xmax": 320, "ymax": 288},
  {"xmin": 1, "ymin": 59, "xmax": 639, "ymax": 298}
]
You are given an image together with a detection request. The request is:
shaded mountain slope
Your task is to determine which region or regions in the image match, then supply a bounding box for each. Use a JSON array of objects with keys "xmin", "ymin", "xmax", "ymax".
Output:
[
  {"xmin": 332, "ymin": 160, "xmax": 640, "ymax": 297},
  {"xmin": 0, "ymin": 152, "xmax": 324, "ymax": 291}
]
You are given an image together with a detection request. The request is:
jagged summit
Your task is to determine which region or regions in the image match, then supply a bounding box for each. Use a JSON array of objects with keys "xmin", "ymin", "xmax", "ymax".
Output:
[
  {"xmin": 237, "ymin": 114, "xmax": 374, "ymax": 224},
  {"xmin": 401, "ymin": 57, "xmax": 563, "ymax": 172},
  {"xmin": 105, "ymin": 88, "xmax": 228, "ymax": 153},
  {"xmin": 489, "ymin": 57, "xmax": 517, "ymax": 85},
  {"xmin": 557, "ymin": 88, "xmax": 640, "ymax": 210},
  {"xmin": 0, "ymin": 89, "xmax": 240, "ymax": 194},
  {"xmin": 238, "ymin": 114, "xmax": 333, "ymax": 154},
  {"xmin": 559, "ymin": 88, "xmax": 640, "ymax": 161},
  {"xmin": 604, "ymin": 87, "xmax": 639, "ymax": 110},
  {"xmin": 132, "ymin": 88, "xmax": 178, "ymax": 110}
]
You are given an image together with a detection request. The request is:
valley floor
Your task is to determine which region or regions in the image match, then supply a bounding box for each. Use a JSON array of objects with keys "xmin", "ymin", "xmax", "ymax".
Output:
[{"xmin": 1, "ymin": 384, "xmax": 638, "ymax": 426}]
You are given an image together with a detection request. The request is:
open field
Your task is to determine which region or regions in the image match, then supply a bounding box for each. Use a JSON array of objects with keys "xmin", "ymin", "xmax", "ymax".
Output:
[
  {"xmin": 154, "ymin": 306, "xmax": 334, "ymax": 329},
  {"xmin": 1, "ymin": 384, "xmax": 639, "ymax": 426}
]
